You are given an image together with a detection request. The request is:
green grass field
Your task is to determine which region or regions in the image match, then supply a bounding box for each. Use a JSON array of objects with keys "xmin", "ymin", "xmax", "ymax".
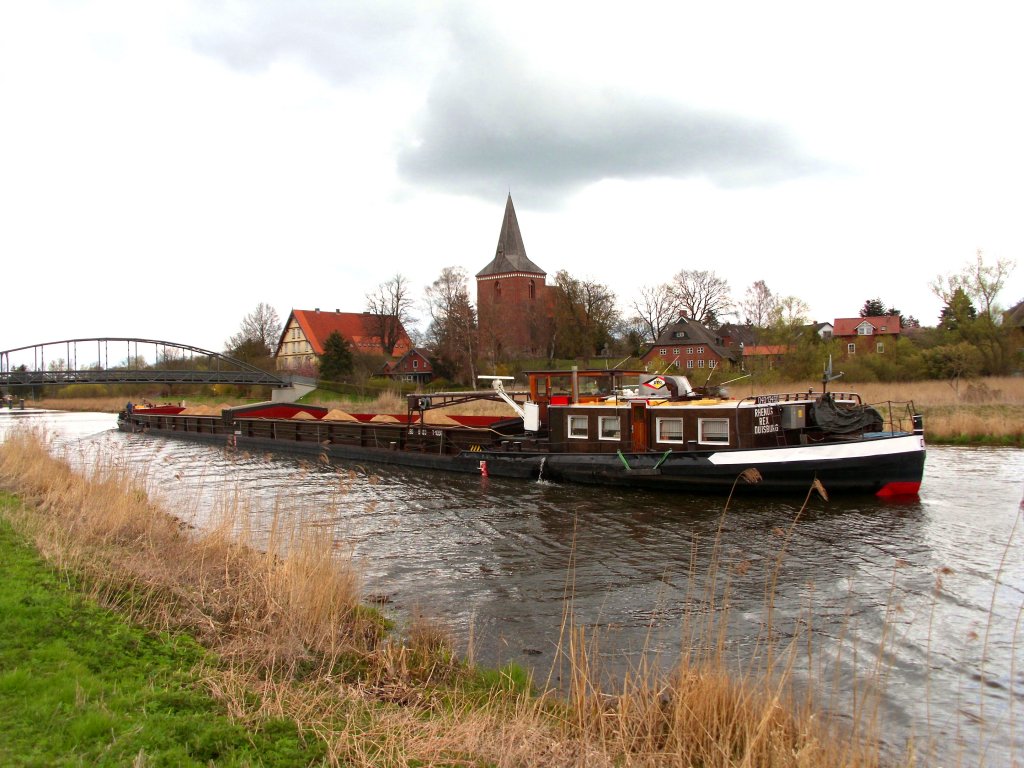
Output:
[{"xmin": 0, "ymin": 494, "xmax": 321, "ymax": 767}]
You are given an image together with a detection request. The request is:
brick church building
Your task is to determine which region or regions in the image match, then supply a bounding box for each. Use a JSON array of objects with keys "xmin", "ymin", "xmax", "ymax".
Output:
[{"xmin": 475, "ymin": 195, "xmax": 551, "ymax": 358}]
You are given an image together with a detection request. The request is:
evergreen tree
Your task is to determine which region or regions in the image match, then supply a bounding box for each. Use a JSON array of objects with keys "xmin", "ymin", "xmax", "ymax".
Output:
[
  {"xmin": 938, "ymin": 287, "xmax": 977, "ymax": 331},
  {"xmin": 318, "ymin": 331, "xmax": 353, "ymax": 381},
  {"xmin": 860, "ymin": 298, "xmax": 886, "ymax": 317}
]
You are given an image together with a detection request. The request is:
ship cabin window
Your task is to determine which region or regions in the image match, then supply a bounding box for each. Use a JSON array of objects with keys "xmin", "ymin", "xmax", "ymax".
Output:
[
  {"xmin": 847, "ymin": 343, "xmax": 856, "ymax": 354},
  {"xmin": 698, "ymin": 418, "xmax": 729, "ymax": 445},
  {"xmin": 656, "ymin": 418, "xmax": 685, "ymax": 443},
  {"xmin": 568, "ymin": 415, "xmax": 589, "ymax": 439},
  {"xmin": 598, "ymin": 415, "xmax": 621, "ymax": 440}
]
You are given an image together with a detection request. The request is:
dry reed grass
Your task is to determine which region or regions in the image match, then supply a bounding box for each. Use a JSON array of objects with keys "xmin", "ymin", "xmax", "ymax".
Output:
[
  {"xmin": 0, "ymin": 428, "xmax": 378, "ymax": 677},
  {"xmin": 0, "ymin": 429, "xmax": 910, "ymax": 765},
  {"xmin": 739, "ymin": 376, "xmax": 1024, "ymax": 444},
  {"xmin": 25, "ymin": 395, "xmax": 139, "ymax": 413},
  {"xmin": 742, "ymin": 376, "xmax": 1024, "ymax": 408}
]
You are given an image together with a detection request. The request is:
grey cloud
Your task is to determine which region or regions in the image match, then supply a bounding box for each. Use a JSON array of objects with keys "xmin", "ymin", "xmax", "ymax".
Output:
[
  {"xmin": 395, "ymin": 9, "xmax": 826, "ymax": 205},
  {"xmin": 398, "ymin": 68, "xmax": 824, "ymax": 207}
]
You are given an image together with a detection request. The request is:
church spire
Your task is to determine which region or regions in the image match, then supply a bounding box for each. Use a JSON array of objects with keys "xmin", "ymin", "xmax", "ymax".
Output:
[{"xmin": 476, "ymin": 195, "xmax": 546, "ymax": 277}]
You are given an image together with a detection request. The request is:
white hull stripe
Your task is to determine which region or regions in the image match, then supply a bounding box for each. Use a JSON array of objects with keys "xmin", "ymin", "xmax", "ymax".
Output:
[{"xmin": 707, "ymin": 434, "xmax": 925, "ymax": 466}]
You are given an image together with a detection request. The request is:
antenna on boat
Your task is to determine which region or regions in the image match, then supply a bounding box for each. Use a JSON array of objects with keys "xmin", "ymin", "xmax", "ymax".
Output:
[
  {"xmin": 822, "ymin": 355, "xmax": 843, "ymax": 394},
  {"xmin": 718, "ymin": 373, "xmax": 751, "ymax": 387},
  {"xmin": 659, "ymin": 357, "xmax": 680, "ymax": 375},
  {"xmin": 714, "ymin": 372, "xmax": 750, "ymax": 397}
]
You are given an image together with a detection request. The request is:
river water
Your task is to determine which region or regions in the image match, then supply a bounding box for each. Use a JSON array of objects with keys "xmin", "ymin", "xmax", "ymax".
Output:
[{"xmin": 2, "ymin": 409, "xmax": 1021, "ymax": 764}]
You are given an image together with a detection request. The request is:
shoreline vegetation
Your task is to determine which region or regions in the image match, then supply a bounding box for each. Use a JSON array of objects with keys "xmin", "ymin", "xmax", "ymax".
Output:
[
  {"xmin": 16, "ymin": 375, "xmax": 1024, "ymax": 446},
  {"xmin": 0, "ymin": 428, "xmax": 911, "ymax": 766}
]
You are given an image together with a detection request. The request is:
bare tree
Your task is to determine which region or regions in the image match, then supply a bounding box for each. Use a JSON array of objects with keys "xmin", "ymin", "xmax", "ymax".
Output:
[
  {"xmin": 226, "ymin": 302, "xmax": 282, "ymax": 358},
  {"xmin": 366, "ymin": 273, "xmax": 416, "ymax": 355},
  {"xmin": 424, "ymin": 266, "xmax": 477, "ymax": 383},
  {"xmin": 931, "ymin": 249, "xmax": 1018, "ymax": 374},
  {"xmin": 771, "ymin": 295, "xmax": 810, "ymax": 328},
  {"xmin": 739, "ymin": 280, "xmax": 778, "ymax": 328},
  {"xmin": 670, "ymin": 269, "xmax": 733, "ymax": 328},
  {"xmin": 631, "ymin": 283, "xmax": 682, "ymax": 342},
  {"xmin": 552, "ymin": 271, "xmax": 619, "ymax": 358},
  {"xmin": 615, "ymin": 315, "xmax": 649, "ymax": 357},
  {"xmin": 931, "ymin": 248, "xmax": 1017, "ymax": 322}
]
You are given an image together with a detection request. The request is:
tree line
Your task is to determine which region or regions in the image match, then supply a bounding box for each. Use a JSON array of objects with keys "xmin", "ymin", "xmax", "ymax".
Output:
[{"xmin": 226, "ymin": 249, "xmax": 1021, "ymax": 385}]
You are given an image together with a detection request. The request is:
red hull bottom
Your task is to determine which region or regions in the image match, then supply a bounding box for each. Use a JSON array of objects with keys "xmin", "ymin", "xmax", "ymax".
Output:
[{"xmin": 875, "ymin": 481, "xmax": 922, "ymax": 498}]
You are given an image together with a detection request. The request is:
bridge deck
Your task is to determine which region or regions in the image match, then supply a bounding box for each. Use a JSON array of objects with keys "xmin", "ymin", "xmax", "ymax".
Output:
[{"xmin": 1, "ymin": 337, "xmax": 297, "ymax": 389}]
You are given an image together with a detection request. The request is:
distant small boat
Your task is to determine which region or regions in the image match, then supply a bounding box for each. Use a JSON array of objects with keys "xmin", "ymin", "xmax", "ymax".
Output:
[{"xmin": 119, "ymin": 368, "xmax": 925, "ymax": 497}]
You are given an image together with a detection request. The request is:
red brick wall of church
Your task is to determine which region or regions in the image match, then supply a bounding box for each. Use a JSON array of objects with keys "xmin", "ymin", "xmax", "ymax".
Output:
[{"xmin": 477, "ymin": 275, "xmax": 549, "ymax": 355}]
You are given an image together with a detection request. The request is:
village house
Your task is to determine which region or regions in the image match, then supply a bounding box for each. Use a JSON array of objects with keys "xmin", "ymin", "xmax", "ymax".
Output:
[
  {"xmin": 806, "ymin": 321, "xmax": 834, "ymax": 340},
  {"xmin": 381, "ymin": 348, "xmax": 434, "ymax": 384},
  {"xmin": 640, "ymin": 317, "xmax": 738, "ymax": 374},
  {"xmin": 1005, "ymin": 299, "xmax": 1024, "ymax": 329},
  {"xmin": 275, "ymin": 309, "xmax": 413, "ymax": 371},
  {"xmin": 715, "ymin": 323, "xmax": 758, "ymax": 351},
  {"xmin": 832, "ymin": 315, "xmax": 901, "ymax": 356}
]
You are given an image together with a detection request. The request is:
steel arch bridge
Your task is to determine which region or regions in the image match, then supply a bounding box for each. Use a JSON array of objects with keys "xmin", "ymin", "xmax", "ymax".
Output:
[{"xmin": 0, "ymin": 337, "xmax": 298, "ymax": 389}]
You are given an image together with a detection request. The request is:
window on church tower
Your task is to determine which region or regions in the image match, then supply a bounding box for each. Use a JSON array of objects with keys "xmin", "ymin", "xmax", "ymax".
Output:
[
  {"xmin": 529, "ymin": 280, "xmax": 535, "ymax": 299},
  {"xmin": 494, "ymin": 281, "xmax": 501, "ymax": 298}
]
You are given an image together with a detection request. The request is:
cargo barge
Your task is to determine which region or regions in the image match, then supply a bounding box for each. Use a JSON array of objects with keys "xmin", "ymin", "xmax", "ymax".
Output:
[{"xmin": 119, "ymin": 369, "xmax": 926, "ymax": 497}]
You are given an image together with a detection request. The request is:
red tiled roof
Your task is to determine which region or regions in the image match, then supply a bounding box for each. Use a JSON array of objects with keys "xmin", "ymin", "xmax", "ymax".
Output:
[
  {"xmin": 284, "ymin": 310, "xmax": 412, "ymax": 356},
  {"xmin": 832, "ymin": 316, "xmax": 901, "ymax": 337},
  {"xmin": 742, "ymin": 345, "xmax": 790, "ymax": 356}
]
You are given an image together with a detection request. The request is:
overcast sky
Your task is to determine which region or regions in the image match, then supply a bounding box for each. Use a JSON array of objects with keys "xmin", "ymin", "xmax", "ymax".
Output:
[{"xmin": 2, "ymin": 1, "xmax": 1022, "ymax": 358}]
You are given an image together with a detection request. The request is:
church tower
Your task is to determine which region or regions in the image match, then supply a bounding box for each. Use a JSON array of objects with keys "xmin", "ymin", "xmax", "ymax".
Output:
[{"xmin": 476, "ymin": 195, "xmax": 549, "ymax": 358}]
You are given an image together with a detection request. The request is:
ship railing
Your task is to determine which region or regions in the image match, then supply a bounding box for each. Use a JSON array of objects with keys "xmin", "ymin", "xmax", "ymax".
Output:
[
  {"xmin": 738, "ymin": 391, "xmax": 863, "ymax": 406},
  {"xmin": 871, "ymin": 400, "xmax": 921, "ymax": 435}
]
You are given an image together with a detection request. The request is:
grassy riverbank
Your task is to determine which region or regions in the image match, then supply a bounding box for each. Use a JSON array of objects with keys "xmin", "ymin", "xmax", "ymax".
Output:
[
  {"xmin": 15, "ymin": 375, "xmax": 1024, "ymax": 445},
  {"xmin": 0, "ymin": 501, "xmax": 317, "ymax": 765},
  {"xmin": 0, "ymin": 428, "xmax": 899, "ymax": 766}
]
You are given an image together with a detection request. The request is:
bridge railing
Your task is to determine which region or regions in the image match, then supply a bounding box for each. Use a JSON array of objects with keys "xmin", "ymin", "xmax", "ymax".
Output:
[{"xmin": 1, "ymin": 337, "xmax": 294, "ymax": 389}]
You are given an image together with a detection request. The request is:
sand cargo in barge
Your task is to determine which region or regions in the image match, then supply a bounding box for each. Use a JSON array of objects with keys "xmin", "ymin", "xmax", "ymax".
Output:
[{"xmin": 118, "ymin": 369, "xmax": 926, "ymax": 497}]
